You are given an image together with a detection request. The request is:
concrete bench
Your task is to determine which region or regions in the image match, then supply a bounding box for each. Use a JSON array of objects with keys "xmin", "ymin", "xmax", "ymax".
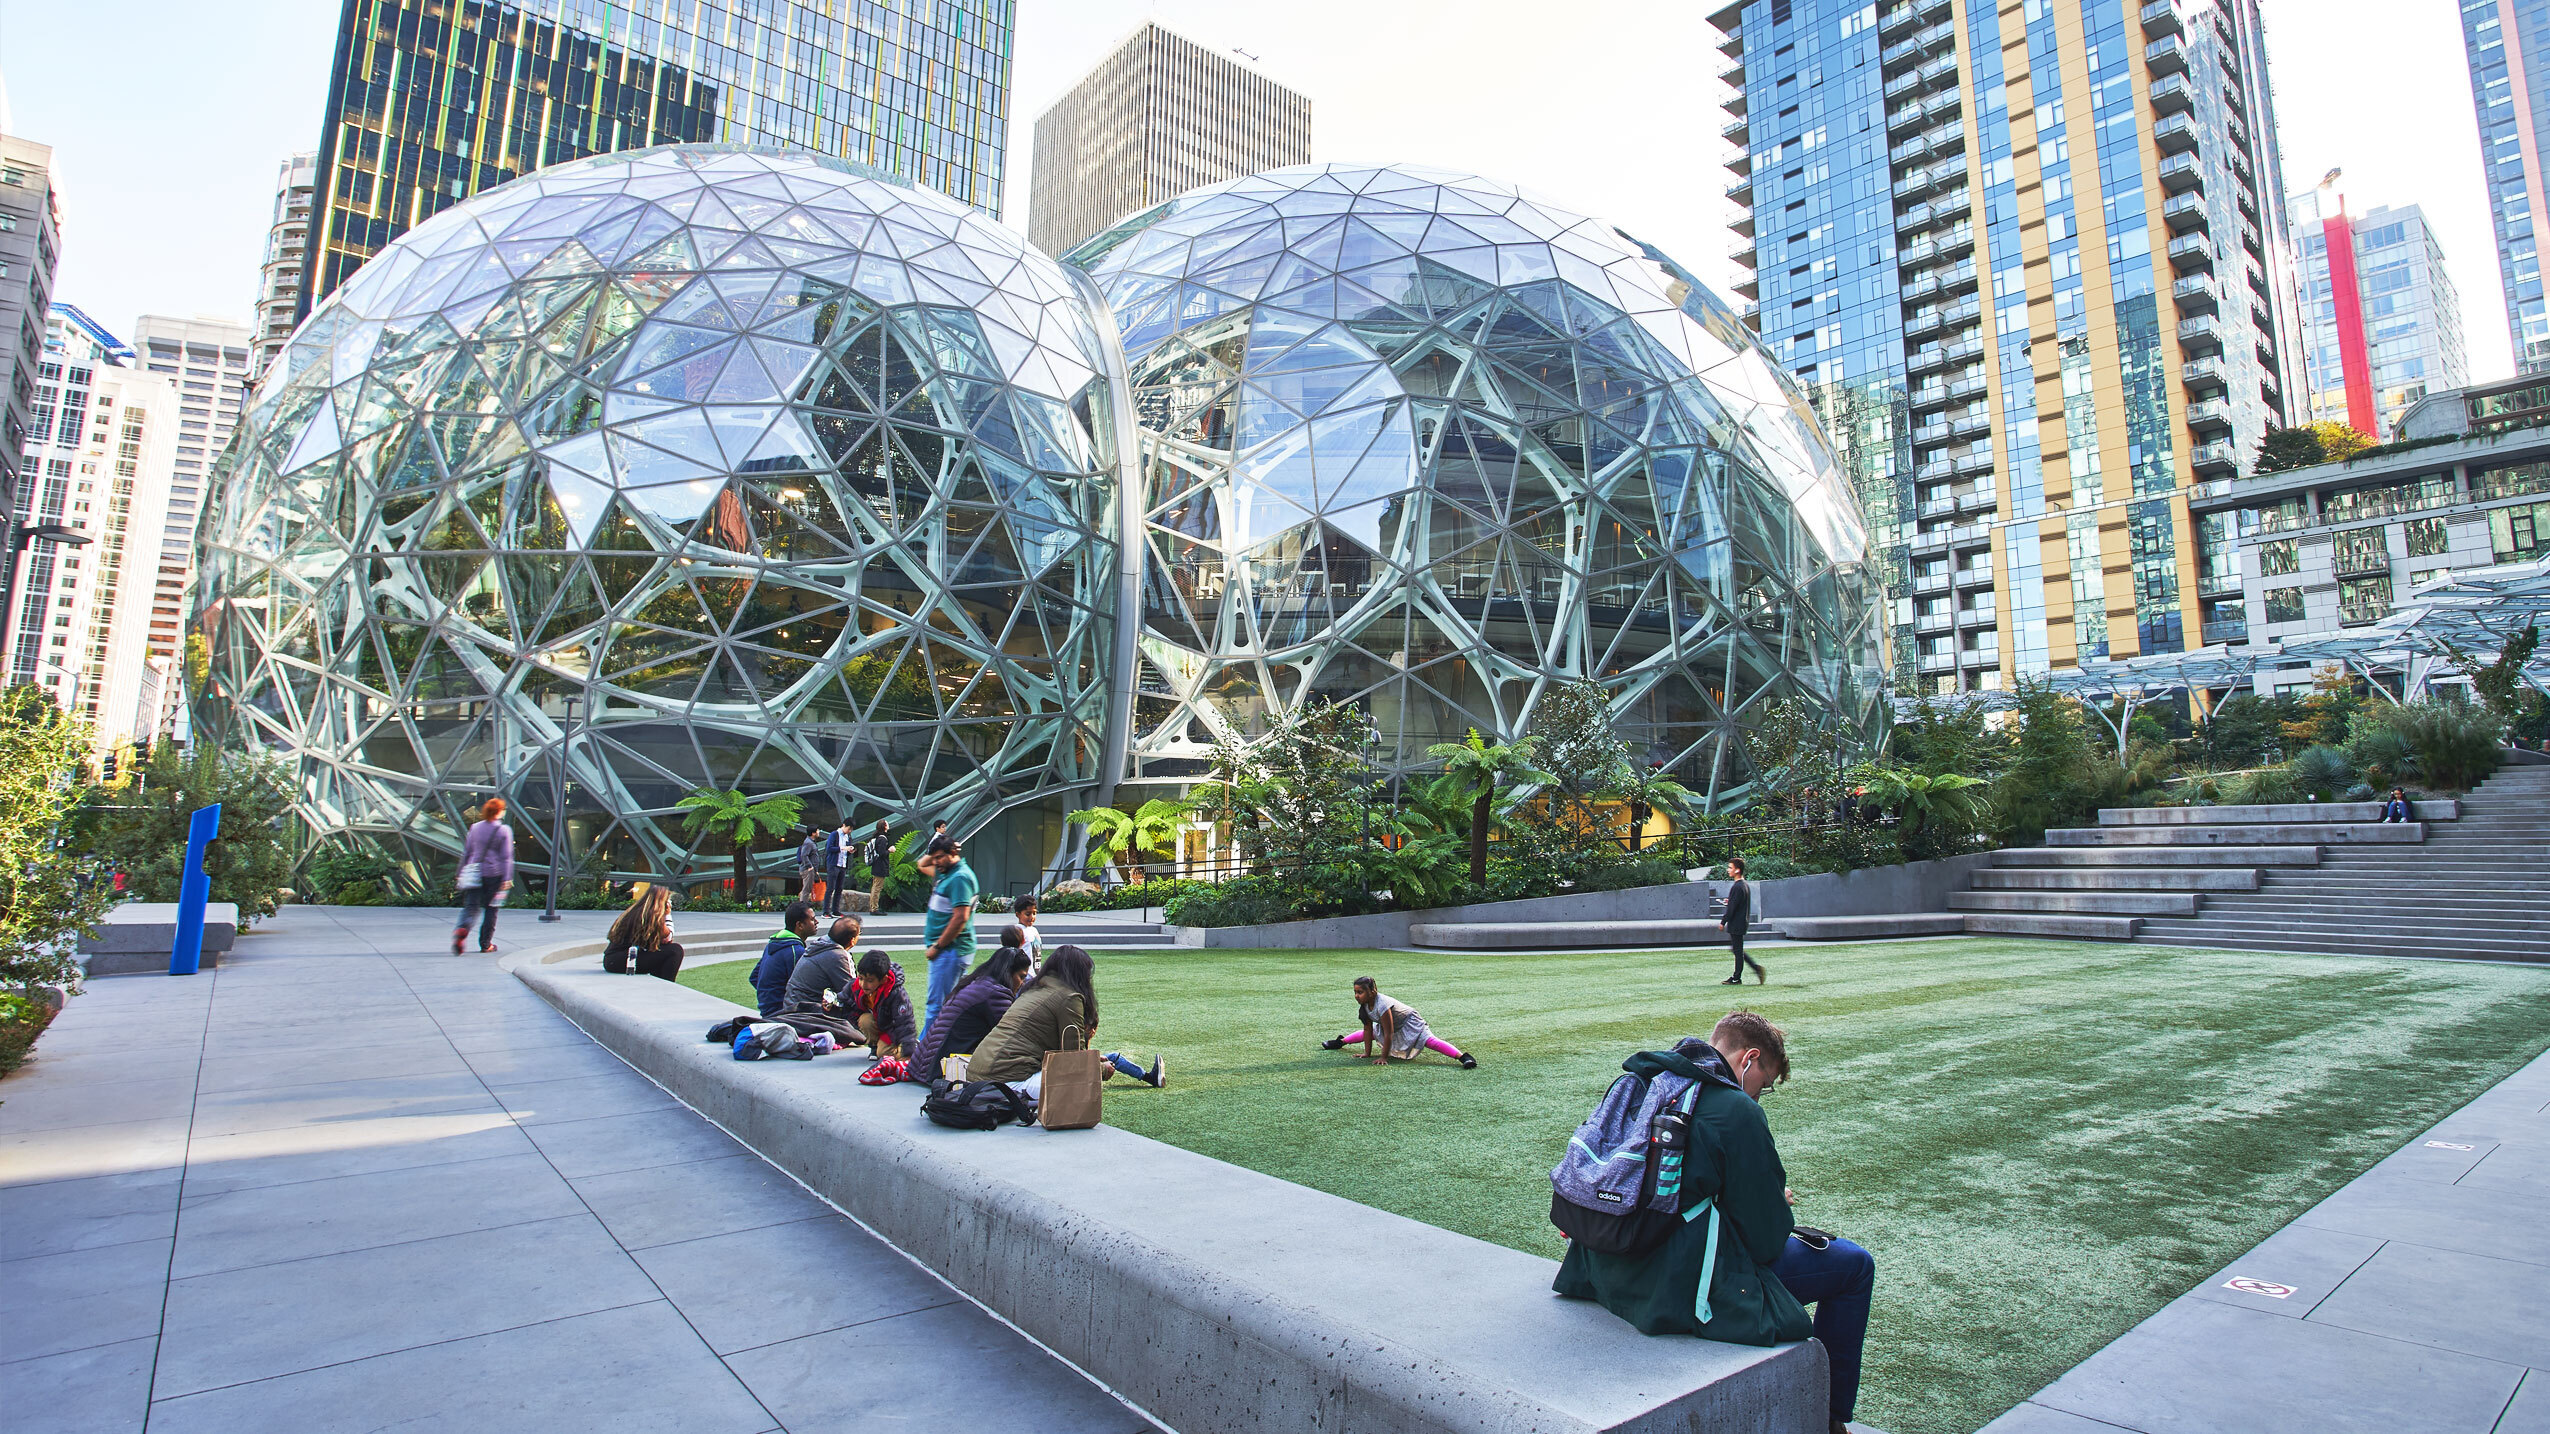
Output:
[
  {"xmin": 510, "ymin": 947, "xmax": 1826, "ymax": 1434},
  {"xmin": 1409, "ymin": 919, "xmax": 1731, "ymax": 949},
  {"xmin": 2098, "ymin": 800, "xmax": 2456, "ymax": 825},
  {"xmin": 1773, "ymin": 913, "xmax": 1966, "ymax": 940},
  {"xmin": 2044, "ymin": 822, "xmax": 2424, "ymax": 847},
  {"xmin": 78, "ymin": 902, "xmax": 239, "ymax": 976}
]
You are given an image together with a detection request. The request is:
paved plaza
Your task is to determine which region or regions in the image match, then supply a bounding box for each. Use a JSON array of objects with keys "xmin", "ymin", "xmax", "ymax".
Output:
[{"xmin": 0, "ymin": 906, "xmax": 1156, "ymax": 1434}]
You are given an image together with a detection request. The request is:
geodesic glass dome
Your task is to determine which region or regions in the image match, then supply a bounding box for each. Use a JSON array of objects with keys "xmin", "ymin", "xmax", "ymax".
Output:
[
  {"xmin": 1068, "ymin": 163, "xmax": 1882, "ymax": 803},
  {"xmin": 193, "ymin": 145, "xmax": 1127, "ymax": 885}
]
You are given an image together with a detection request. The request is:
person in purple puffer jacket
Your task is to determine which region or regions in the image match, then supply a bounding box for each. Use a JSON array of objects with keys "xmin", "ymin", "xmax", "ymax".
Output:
[
  {"xmin": 905, "ymin": 940, "xmax": 1032, "ymax": 1082},
  {"xmin": 452, "ymin": 797, "xmax": 515, "ymax": 955}
]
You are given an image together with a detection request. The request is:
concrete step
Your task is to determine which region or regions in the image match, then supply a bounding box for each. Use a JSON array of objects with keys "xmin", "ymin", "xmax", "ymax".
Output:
[
  {"xmin": 1961, "ymin": 911, "xmax": 2142, "ymax": 940},
  {"xmin": 2134, "ymin": 930, "xmax": 2550, "ymax": 963},
  {"xmin": 1949, "ymin": 890, "xmax": 2199, "ymax": 916},
  {"xmin": 1773, "ymin": 914, "xmax": 1968, "ymax": 940},
  {"xmin": 2045, "ymin": 823, "xmax": 2422, "ymax": 847},
  {"xmin": 1994, "ymin": 845, "xmax": 2321, "ymax": 868},
  {"xmin": 2098, "ymin": 800, "xmax": 2457, "ymax": 826},
  {"xmin": 2190, "ymin": 903, "xmax": 2550, "ymax": 931},
  {"xmin": 1971, "ymin": 868, "xmax": 2260, "ymax": 892},
  {"xmin": 2138, "ymin": 915, "xmax": 2550, "ymax": 951}
]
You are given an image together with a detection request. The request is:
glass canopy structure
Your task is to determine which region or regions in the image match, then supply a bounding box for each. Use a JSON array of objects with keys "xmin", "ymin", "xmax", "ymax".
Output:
[
  {"xmin": 198, "ymin": 148, "xmax": 1880, "ymax": 889},
  {"xmin": 195, "ymin": 146, "xmax": 1126, "ymax": 887},
  {"xmin": 1068, "ymin": 163, "xmax": 1885, "ymax": 798}
]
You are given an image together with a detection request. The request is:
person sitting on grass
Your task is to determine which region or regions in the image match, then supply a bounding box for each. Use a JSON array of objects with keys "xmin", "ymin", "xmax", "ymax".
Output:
[
  {"xmin": 967, "ymin": 945, "xmax": 1163, "ymax": 1095},
  {"xmin": 602, "ymin": 886, "xmax": 684, "ymax": 981},
  {"xmin": 783, "ymin": 915, "xmax": 861, "ymax": 1013},
  {"xmin": 907, "ymin": 941, "xmax": 1031, "ymax": 1082},
  {"xmin": 1552, "ymin": 1011, "xmax": 1874, "ymax": 1434},
  {"xmin": 751, "ymin": 900, "xmax": 821, "ymax": 1017},
  {"xmin": 1321, "ymin": 977, "xmax": 1477, "ymax": 1068}
]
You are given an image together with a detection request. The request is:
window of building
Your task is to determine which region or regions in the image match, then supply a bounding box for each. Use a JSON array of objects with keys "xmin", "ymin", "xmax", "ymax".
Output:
[
  {"xmin": 2331, "ymin": 527, "xmax": 2389, "ymax": 576},
  {"xmin": 2490, "ymin": 499, "xmax": 2550, "ymax": 562},
  {"xmin": 2404, "ymin": 516, "xmax": 2450, "ymax": 557},
  {"xmin": 2259, "ymin": 538, "xmax": 2299, "ymax": 576},
  {"xmin": 2337, "ymin": 574, "xmax": 2394, "ymax": 626},
  {"xmin": 2263, "ymin": 586, "xmax": 2306, "ymax": 623}
]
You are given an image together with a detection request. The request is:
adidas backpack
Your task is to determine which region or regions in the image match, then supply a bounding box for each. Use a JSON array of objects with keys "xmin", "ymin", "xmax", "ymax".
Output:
[{"xmin": 1549, "ymin": 1063, "xmax": 1703, "ymax": 1255}]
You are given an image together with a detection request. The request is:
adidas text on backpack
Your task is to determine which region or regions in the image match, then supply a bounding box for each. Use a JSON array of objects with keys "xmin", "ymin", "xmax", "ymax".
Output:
[{"xmin": 1549, "ymin": 1059, "xmax": 1705, "ymax": 1256}]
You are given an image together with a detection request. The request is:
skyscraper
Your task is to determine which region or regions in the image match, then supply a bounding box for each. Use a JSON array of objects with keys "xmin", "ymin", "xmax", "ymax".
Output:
[
  {"xmin": 2459, "ymin": 0, "xmax": 2550, "ymax": 372},
  {"xmin": 12, "ymin": 307, "xmax": 180, "ymax": 757},
  {"xmin": 2287, "ymin": 188, "xmax": 2468, "ymax": 441},
  {"xmin": 253, "ymin": 153, "xmax": 318, "ymax": 378},
  {"xmin": 0, "ymin": 135, "xmax": 63, "ymax": 599},
  {"xmin": 1025, "ymin": 22, "xmax": 1311, "ymax": 257},
  {"xmin": 304, "ymin": 0, "xmax": 1015, "ymax": 314},
  {"xmin": 1713, "ymin": 0, "xmax": 2301, "ymax": 689},
  {"xmin": 129, "ymin": 315, "xmax": 254, "ymax": 740}
]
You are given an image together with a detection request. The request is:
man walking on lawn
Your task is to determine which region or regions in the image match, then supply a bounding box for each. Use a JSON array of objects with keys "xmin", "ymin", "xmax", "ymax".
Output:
[{"xmin": 1554, "ymin": 1011, "xmax": 1875, "ymax": 1434}]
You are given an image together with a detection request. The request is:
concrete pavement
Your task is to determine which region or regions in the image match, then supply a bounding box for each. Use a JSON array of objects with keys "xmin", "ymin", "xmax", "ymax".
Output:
[{"xmin": 0, "ymin": 905, "xmax": 1158, "ymax": 1433}]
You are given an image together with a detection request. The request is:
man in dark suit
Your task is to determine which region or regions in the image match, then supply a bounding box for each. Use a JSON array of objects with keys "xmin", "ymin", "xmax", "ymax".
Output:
[{"xmin": 1719, "ymin": 856, "xmax": 1765, "ymax": 985}]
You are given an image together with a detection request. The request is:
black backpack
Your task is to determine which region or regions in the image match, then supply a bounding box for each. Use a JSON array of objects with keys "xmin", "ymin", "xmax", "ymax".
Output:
[{"xmin": 922, "ymin": 1078, "xmax": 1036, "ymax": 1130}]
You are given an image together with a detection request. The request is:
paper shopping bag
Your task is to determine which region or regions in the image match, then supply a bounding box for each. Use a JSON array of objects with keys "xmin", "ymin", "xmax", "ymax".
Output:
[{"xmin": 1037, "ymin": 1028, "xmax": 1104, "ymax": 1130}]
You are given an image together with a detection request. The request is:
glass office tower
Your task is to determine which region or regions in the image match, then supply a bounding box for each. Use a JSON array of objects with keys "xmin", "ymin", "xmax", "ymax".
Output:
[
  {"xmin": 2460, "ymin": 0, "xmax": 2550, "ymax": 372},
  {"xmin": 1712, "ymin": 0, "xmax": 2302, "ymax": 686},
  {"xmin": 305, "ymin": 0, "xmax": 1013, "ymax": 314},
  {"xmin": 2287, "ymin": 191, "xmax": 2468, "ymax": 442}
]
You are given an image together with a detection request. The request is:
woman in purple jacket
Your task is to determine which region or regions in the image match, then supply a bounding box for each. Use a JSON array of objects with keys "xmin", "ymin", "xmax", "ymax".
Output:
[{"xmin": 452, "ymin": 797, "xmax": 514, "ymax": 955}]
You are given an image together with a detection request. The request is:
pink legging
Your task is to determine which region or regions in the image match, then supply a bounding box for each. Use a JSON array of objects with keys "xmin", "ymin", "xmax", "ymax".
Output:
[{"xmin": 1336, "ymin": 1031, "xmax": 1464, "ymax": 1059}]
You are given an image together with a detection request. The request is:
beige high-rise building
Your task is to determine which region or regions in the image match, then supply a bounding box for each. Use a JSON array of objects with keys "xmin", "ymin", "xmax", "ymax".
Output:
[
  {"xmin": 130, "ymin": 315, "xmax": 253, "ymax": 740},
  {"xmin": 1027, "ymin": 22, "xmax": 1310, "ymax": 257}
]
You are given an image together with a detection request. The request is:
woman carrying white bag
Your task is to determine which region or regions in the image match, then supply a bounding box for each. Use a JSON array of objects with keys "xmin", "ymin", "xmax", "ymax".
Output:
[{"xmin": 452, "ymin": 797, "xmax": 514, "ymax": 955}]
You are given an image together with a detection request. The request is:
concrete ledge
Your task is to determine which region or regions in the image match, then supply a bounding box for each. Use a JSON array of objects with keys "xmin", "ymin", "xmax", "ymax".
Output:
[
  {"xmin": 79, "ymin": 902, "xmax": 239, "ymax": 976},
  {"xmin": 1410, "ymin": 920, "xmax": 1729, "ymax": 949},
  {"xmin": 1993, "ymin": 845, "xmax": 2323, "ymax": 867},
  {"xmin": 2045, "ymin": 823, "xmax": 2422, "ymax": 846},
  {"xmin": 1948, "ymin": 890, "xmax": 2200, "ymax": 917},
  {"xmin": 1961, "ymin": 912, "xmax": 2141, "ymax": 940},
  {"xmin": 2099, "ymin": 800, "xmax": 2456, "ymax": 825},
  {"xmin": 508, "ymin": 944, "xmax": 1826, "ymax": 1434},
  {"xmin": 1972, "ymin": 867, "xmax": 2263, "ymax": 892},
  {"xmin": 1774, "ymin": 914, "xmax": 1966, "ymax": 940}
]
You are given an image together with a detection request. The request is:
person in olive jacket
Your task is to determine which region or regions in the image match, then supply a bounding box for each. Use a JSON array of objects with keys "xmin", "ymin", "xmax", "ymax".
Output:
[{"xmin": 1555, "ymin": 1012, "xmax": 1874, "ymax": 1434}]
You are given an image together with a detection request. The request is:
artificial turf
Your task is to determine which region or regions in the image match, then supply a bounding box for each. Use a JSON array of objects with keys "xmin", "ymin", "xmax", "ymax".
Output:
[{"xmin": 680, "ymin": 937, "xmax": 2550, "ymax": 1434}]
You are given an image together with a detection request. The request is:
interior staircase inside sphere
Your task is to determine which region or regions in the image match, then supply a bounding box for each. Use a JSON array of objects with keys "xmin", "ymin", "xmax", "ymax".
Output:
[{"xmin": 1946, "ymin": 762, "xmax": 2550, "ymax": 962}]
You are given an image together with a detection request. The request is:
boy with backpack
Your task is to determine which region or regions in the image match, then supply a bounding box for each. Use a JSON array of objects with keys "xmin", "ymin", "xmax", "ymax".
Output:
[{"xmin": 1550, "ymin": 1011, "xmax": 1873, "ymax": 1434}]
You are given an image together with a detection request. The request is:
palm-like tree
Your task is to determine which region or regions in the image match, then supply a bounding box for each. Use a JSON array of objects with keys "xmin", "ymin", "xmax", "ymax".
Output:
[
  {"xmin": 674, "ymin": 787, "xmax": 806, "ymax": 896},
  {"xmin": 1606, "ymin": 761, "xmax": 1706, "ymax": 850},
  {"xmin": 1424, "ymin": 729, "xmax": 1549, "ymax": 886},
  {"xmin": 1067, "ymin": 795, "xmax": 1198, "ymax": 883},
  {"xmin": 1859, "ymin": 768, "xmax": 1988, "ymax": 838}
]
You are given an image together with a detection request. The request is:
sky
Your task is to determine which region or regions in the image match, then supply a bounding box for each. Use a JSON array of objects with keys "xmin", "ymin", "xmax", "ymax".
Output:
[{"xmin": 0, "ymin": 0, "xmax": 2515, "ymax": 380}]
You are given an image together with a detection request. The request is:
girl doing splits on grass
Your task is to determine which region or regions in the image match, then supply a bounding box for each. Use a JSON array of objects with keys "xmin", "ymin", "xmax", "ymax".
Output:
[{"xmin": 1323, "ymin": 978, "xmax": 1477, "ymax": 1068}]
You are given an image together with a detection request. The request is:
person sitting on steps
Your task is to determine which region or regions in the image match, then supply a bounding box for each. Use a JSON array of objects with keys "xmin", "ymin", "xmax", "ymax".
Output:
[
  {"xmin": 2378, "ymin": 787, "xmax": 2413, "ymax": 823},
  {"xmin": 1553, "ymin": 1011, "xmax": 1874, "ymax": 1434},
  {"xmin": 1321, "ymin": 977, "xmax": 1478, "ymax": 1068}
]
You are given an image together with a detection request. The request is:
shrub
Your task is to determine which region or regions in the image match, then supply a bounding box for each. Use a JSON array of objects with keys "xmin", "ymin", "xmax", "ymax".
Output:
[
  {"xmin": 0, "ymin": 990, "xmax": 58, "ymax": 1076},
  {"xmin": 2341, "ymin": 716, "xmax": 2418, "ymax": 790},
  {"xmin": 2383, "ymin": 701, "xmax": 2505, "ymax": 790},
  {"xmin": 1730, "ymin": 853, "xmax": 1808, "ymax": 880},
  {"xmin": 1573, "ymin": 855, "xmax": 1689, "ymax": 893},
  {"xmin": 1991, "ymin": 678, "xmax": 2098, "ymax": 846},
  {"xmin": 1162, "ymin": 875, "xmax": 1304, "ymax": 928},
  {"xmin": 2223, "ymin": 766, "xmax": 2300, "ymax": 805},
  {"xmin": 306, "ymin": 846, "xmax": 401, "ymax": 905},
  {"xmin": 2289, "ymin": 745, "xmax": 2354, "ymax": 795},
  {"xmin": 75, "ymin": 744, "xmax": 297, "ymax": 922},
  {"xmin": 2345, "ymin": 782, "xmax": 2377, "ymax": 803},
  {"xmin": 0, "ymin": 688, "xmax": 118, "ymax": 998}
]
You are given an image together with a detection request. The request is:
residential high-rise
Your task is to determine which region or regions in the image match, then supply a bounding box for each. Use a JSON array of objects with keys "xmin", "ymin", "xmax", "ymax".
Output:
[
  {"xmin": 305, "ymin": 0, "xmax": 1015, "ymax": 315},
  {"xmin": 130, "ymin": 316, "xmax": 253, "ymax": 742},
  {"xmin": 1025, "ymin": 22, "xmax": 1311, "ymax": 257},
  {"xmin": 253, "ymin": 153, "xmax": 317, "ymax": 378},
  {"xmin": 2287, "ymin": 188, "xmax": 2468, "ymax": 441},
  {"xmin": 2459, "ymin": 0, "xmax": 2550, "ymax": 372},
  {"xmin": 0, "ymin": 135, "xmax": 63, "ymax": 605},
  {"xmin": 12, "ymin": 307, "xmax": 179, "ymax": 758},
  {"xmin": 1712, "ymin": 0, "xmax": 2302, "ymax": 691}
]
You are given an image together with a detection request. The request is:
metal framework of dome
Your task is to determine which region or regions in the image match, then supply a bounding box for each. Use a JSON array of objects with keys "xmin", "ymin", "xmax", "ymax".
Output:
[
  {"xmin": 1068, "ymin": 163, "xmax": 1882, "ymax": 803},
  {"xmin": 193, "ymin": 145, "xmax": 1127, "ymax": 883}
]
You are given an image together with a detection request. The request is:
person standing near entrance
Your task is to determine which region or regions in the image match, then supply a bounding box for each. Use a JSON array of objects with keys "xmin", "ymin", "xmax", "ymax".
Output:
[
  {"xmin": 823, "ymin": 818, "xmax": 854, "ymax": 916},
  {"xmin": 795, "ymin": 826, "xmax": 825, "ymax": 905},
  {"xmin": 1720, "ymin": 857, "xmax": 1764, "ymax": 986},
  {"xmin": 921, "ymin": 836, "xmax": 980, "ymax": 1033},
  {"xmin": 863, "ymin": 819, "xmax": 894, "ymax": 913}
]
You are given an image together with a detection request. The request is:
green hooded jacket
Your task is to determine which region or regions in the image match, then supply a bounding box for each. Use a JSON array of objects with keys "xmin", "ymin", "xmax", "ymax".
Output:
[{"xmin": 1552, "ymin": 1045, "xmax": 1811, "ymax": 1346}]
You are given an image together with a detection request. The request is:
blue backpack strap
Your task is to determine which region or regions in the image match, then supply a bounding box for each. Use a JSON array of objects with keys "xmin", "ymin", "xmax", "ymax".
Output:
[{"xmin": 1686, "ymin": 1197, "xmax": 1722, "ymax": 1326}]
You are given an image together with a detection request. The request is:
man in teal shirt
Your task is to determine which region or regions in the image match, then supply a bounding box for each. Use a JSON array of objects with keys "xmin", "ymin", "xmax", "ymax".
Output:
[{"xmin": 920, "ymin": 838, "xmax": 979, "ymax": 1034}]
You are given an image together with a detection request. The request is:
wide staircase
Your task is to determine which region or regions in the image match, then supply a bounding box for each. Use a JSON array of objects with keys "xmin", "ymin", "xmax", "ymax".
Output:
[{"xmin": 1945, "ymin": 763, "xmax": 2550, "ymax": 961}]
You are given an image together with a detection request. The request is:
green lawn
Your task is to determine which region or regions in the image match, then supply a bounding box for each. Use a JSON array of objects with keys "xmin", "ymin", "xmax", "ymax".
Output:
[{"xmin": 681, "ymin": 938, "xmax": 2550, "ymax": 1434}]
